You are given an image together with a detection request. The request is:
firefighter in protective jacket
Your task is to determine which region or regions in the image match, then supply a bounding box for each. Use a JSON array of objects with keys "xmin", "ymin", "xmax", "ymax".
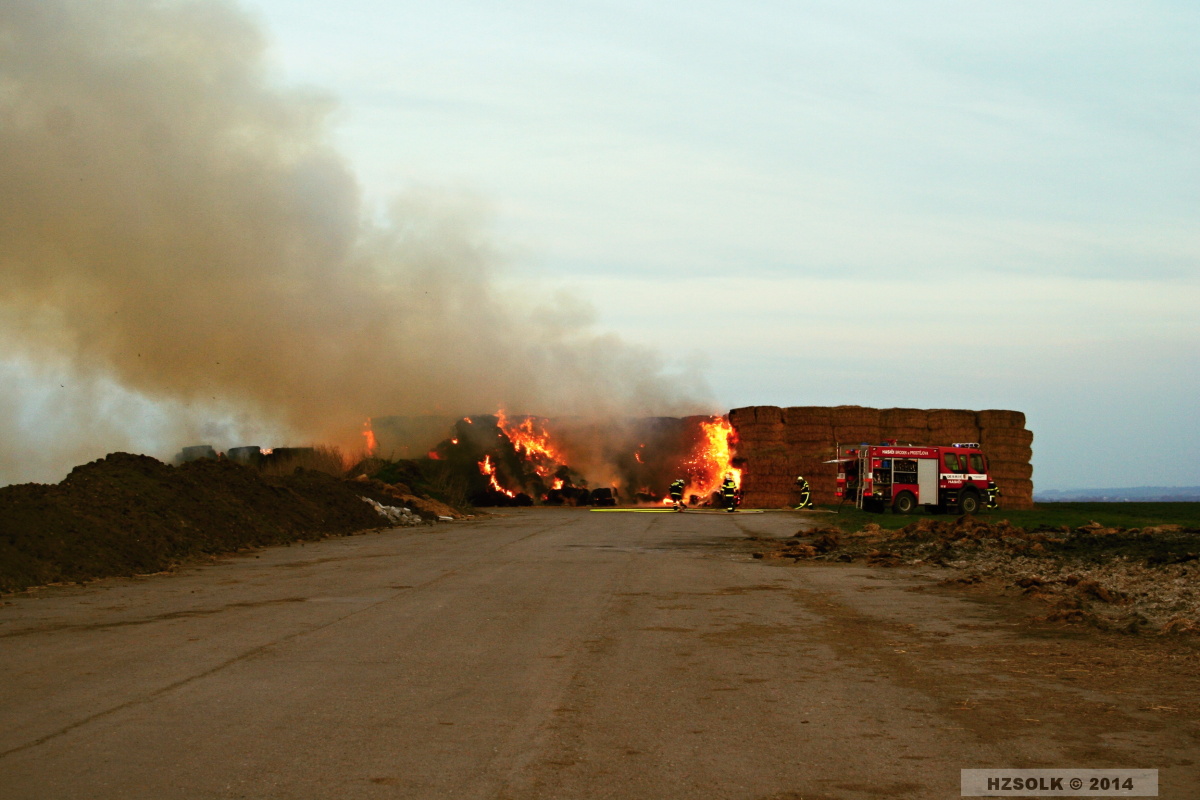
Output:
[
  {"xmin": 794, "ymin": 476, "xmax": 813, "ymax": 510},
  {"xmin": 721, "ymin": 474, "xmax": 739, "ymax": 512},
  {"xmin": 669, "ymin": 478, "xmax": 686, "ymax": 511},
  {"xmin": 986, "ymin": 483, "xmax": 1001, "ymax": 510}
]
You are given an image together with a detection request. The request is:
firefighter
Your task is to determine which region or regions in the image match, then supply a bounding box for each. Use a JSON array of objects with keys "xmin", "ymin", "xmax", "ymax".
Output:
[
  {"xmin": 794, "ymin": 476, "xmax": 813, "ymax": 510},
  {"xmin": 721, "ymin": 474, "xmax": 739, "ymax": 512},
  {"xmin": 669, "ymin": 478, "xmax": 686, "ymax": 511},
  {"xmin": 986, "ymin": 484, "xmax": 1001, "ymax": 510}
]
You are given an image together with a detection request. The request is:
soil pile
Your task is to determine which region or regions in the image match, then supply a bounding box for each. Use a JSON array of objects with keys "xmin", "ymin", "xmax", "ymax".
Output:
[
  {"xmin": 0, "ymin": 453, "xmax": 445, "ymax": 592},
  {"xmin": 757, "ymin": 516, "xmax": 1200, "ymax": 634}
]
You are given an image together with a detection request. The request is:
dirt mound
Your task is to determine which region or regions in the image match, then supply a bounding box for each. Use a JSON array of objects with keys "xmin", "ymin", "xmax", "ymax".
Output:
[
  {"xmin": 757, "ymin": 516, "xmax": 1200, "ymax": 635},
  {"xmin": 0, "ymin": 453, "xmax": 440, "ymax": 593}
]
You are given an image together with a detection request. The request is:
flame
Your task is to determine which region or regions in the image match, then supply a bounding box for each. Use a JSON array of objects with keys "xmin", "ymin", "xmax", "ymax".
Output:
[
  {"xmin": 478, "ymin": 455, "xmax": 516, "ymax": 497},
  {"xmin": 662, "ymin": 497, "xmax": 675, "ymax": 506},
  {"xmin": 495, "ymin": 409, "xmax": 565, "ymax": 479},
  {"xmin": 451, "ymin": 438, "xmax": 459, "ymax": 445},
  {"xmin": 428, "ymin": 450, "xmax": 442, "ymax": 460},
  {"xmin": 634, "ymin": 451, "xmax": 643, "ymax": 464},
  {"xmin": 680, "ymin": 416, "xmax": 741, "ymax": 498},
  {"xmin": 552, "ymin": 478, "xmax": 563, "ymax": 490},
  {"xmin": 362, "ymin": 418, "xmax": 378, "ymax": 455}
]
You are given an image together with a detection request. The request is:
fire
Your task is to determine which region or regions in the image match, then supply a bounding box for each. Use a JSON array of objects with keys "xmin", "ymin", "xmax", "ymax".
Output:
[
  {"xmin": 552, "ymin": 478, "xmax": 563, "ymax": 490},
  {"xmin": 495, "ymin": 409, "xmax": 565, "ymax": 479},
  {"xmin": 680, "ymin": 416, "xmax": 741, "ymax": 498},
  {"xmin": 362, "ymin": 418, "xmax": 378, "ymax": 455},
  {"xmin": 478, "ymin": 455, "xmax": 516, "ymax": 497}
]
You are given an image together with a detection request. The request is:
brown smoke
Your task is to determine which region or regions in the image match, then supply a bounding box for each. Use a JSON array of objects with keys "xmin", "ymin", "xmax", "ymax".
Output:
[{"xmin": 0, "ymin": 0, "xmax": 709, "ymax": 484}]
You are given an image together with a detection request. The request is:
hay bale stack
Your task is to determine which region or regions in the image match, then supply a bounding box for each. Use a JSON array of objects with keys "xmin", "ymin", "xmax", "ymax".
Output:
[
  {"xmin": 730, "ymin": 405, "xmax": 1034, "ymax": 509},
  {"xmin": 978, "ymin": 413, "xmax": 1035, "ymax": 509},
  {"xmin": 880, "ymin": 408, "xmax": 928, "ymax": 429},
  {"xmin": 977, "ymin": 409, "xmax": 1025, "ymax": 429},
  {"xmin": 728, "ymin": 406, "xmax": 786, "ymax": 447},
  {"xmin": 926, "ymin": 409, "xmax": 981, "ymax": 444},
  {"xmin": 784, "ymin": 406, "xmax": 834, "ymax": 425},
  {"xmin": 829, "ymin": 405, "xmax": 881, "ymax": 450}
]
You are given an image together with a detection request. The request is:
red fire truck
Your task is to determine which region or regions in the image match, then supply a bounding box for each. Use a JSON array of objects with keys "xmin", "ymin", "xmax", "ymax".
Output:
[{"xmin": 835, "ymin": 442, "xmax": 999, "ymax": 514}]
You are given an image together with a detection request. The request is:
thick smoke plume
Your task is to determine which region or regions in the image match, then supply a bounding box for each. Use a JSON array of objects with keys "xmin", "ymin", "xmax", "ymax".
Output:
[{"xmin": 0, "ymin": 0, "xmax": 709, "ymax": 484}]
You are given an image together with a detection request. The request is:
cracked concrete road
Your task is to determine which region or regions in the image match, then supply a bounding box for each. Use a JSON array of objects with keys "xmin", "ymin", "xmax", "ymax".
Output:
[{"xmin": 1, "ymin": 508, "xmax": 1196, "ymax": 799}]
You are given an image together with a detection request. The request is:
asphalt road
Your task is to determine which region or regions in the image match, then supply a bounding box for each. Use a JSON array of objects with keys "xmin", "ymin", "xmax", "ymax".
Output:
[{"xmin": 1, "ymin": 508, "xmax": 1195, "ymax": 799}]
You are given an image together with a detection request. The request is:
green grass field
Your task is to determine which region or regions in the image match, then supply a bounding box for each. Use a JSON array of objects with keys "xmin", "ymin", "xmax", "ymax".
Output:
[{"xmin": 806, "ymin": 502, "xmax": 1200, "ymax": 533}]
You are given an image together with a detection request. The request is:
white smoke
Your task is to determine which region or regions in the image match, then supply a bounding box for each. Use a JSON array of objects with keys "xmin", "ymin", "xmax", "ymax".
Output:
[{"xmin": 0, "ymin": 0, "xmax": 709, "ymax": 485}]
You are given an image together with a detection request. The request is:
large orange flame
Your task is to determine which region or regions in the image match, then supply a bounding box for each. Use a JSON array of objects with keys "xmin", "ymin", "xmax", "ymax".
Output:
[
  {"xmin": 680, "ymin": 416, "xmax": 740, "ymax": 499},
  {"xmin": 496, "ymin": 410, "xmax": 564, "ymax": 478},
  {"xmin": 479, "ymin": 455, "xmax": 516, "ymax": 498}
]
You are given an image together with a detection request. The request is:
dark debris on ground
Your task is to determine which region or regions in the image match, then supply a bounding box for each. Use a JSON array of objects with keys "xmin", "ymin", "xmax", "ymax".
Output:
[{"xmin": 753, "ymin": 515, "xmax": 1200, "ymax": 635}]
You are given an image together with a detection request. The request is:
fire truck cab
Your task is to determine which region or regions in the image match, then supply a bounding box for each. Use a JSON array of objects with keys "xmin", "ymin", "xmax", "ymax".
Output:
[{"xmin": 835, "ymin": 442, "xmax": 998, "ymax": 515}]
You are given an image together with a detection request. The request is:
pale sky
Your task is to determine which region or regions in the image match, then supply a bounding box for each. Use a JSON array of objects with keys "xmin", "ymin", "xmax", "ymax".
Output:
[
  {"xmin": 4, "ymin": 1, "xmax": 1194, "ymax": 490},
  {"xmin": 241, "ymin": 0, "xmax": 1198, "ymax": 490}
]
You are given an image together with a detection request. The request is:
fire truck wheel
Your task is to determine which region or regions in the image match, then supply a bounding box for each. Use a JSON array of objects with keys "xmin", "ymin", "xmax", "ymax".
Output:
[
  {"xmin": 958, "ymin": 490, "xmax": 981, "ymax": 515},
  {"xmin": 892, "ymin": 492, "xmax": 916, "ymax": 515}
]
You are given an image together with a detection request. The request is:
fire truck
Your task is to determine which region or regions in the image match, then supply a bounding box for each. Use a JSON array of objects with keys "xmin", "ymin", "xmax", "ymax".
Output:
[{"xmin": 835, "ymin": 442, "xmax": 999, "ymax": 514}]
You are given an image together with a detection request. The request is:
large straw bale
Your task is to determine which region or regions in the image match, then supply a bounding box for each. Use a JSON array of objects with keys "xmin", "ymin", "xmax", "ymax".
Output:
[
  {"xmin": 983, "ymin": 445, "xmax": 1033, "ymax": 463},
  {"xmin": 976, "ymin": 409, "xmax": 1026, "ymax": 429},
  {"xmin": 980, "ymin": 428, "xmax": 1034, "ymax": 447},
  {"xmin": 790, "ymin": 457, "xmax": 832, "ymax": 473},
  {"xmin": 833, "ymin": 429, "xmax": 883, "ymax": 447},
  {"xmin": 926, "ymin": 409, "xmax": 978, "ymax": 428},
  {"xmin": 730, "ymin": 406, "xmax": 784, "ymax": 425},
  {"xmin": 998, "ymin": 496, "xmax": 1034, "ymax": 511},
  {"xmin": 880, "ymin": 427, "xmax": 930, "ymax": 444},
  {"xmin": 783, "ymin": 437, "xmax": 835, "ymax": 451},
  {"xmin": 783, "ymin": 407, "xmax": 833, "ymax": 426},
  {"xmin": 989, "ymin": 462, "xmax": 1034, "ymax": 480},
  {"xmin": 784, "ymin": 423, "xmax": 834, "ymax": 442},
  {"xmin": 785, "ymin": 447, "xmax": 836, "ymax": 462},
  {"xmin": 994, "ymin": 478, "xmax": 1033, "ymax": 508},
  {"xmin": 880, "ymin": 408, "xmax": 929, "ymax": 429},
  {"xmin": 829, "ymin": 406, "xmax": 882, "ymax": 426},
  {"xmin": 735, "ymin": 424, "xmax": 785, "ymax": 445}
]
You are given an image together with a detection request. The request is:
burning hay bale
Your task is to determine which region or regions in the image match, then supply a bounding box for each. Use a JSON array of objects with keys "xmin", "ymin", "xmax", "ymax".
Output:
[{"xmin": 416, "ymin": 410, "xmax": 743, "ymax": 508}]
